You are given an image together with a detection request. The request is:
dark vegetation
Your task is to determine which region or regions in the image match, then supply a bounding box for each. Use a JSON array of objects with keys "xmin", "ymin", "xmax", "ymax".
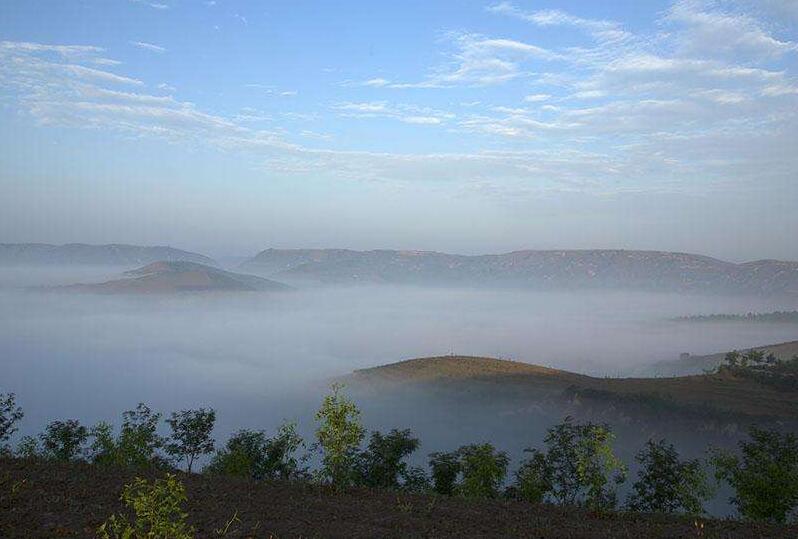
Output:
[
  {"xmin": 1, "ymin": 372, "xmax": 798, "ymax": 537},
  {"xmin": 716, "ymin": 350, "xmax": 798, "ymax": 391},
  {"xmin": 674, "ymin": 310, "xmax": 798, "ymax": 323}
]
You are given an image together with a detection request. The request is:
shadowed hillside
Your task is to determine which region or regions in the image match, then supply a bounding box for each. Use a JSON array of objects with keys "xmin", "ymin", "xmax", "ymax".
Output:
[
  {"xmin": 51, "ymin": 261, "xmax": 290, "ymax": 294},
  {"xmin": 349, "ymin": 354, "xmax": 798, "ymax": 421}
]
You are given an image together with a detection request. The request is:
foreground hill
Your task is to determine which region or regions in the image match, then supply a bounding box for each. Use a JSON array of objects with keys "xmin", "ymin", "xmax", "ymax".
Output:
[
  {"xmin": 350, "ymin": 355, "xmax": 798, "ymax": 421},
  {"xmin": 1, "ymin": 458, "xmax": 794, "ymax": 538},
  {"xmin": 650, "ymin": 340, "xmax": 798, "ymax": 376},
  {"xmin": 0, "ymin": 243, "xmax": 216, "ymax": 267},
  {"xmin": 55, "ymin": 261, "xmax": 290, "ymax": 294},
  {"xmin": 241, "ymin": 248, "xmax": 798, "ymax": 295}
]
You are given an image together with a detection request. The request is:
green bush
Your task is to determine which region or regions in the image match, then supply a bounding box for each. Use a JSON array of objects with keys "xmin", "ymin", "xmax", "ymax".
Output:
[
  {"xmin": 429, "ymin": 451, "xmax": 460, "ymax": 496},
  {"xmin": 98, "ymin": 474, "xmax": 194, "ymax": 539},
  {"xmin": 91, "ymin": 403, "xmax": 168, "ymax": 469},
  {"xmin": 40, "ymin": 419, "xmax": 89, "ymax": 461},
  {"xmin": 523, "ymin": 417, "xmax": 626, "ymax": 510},
  {"xmin": 206, "ymin": 422, "xmax": 307, "ymax": 481},
  {"xmin": 713, "ymin": 427, "xmax": 798, "ymax": 523},
  {"xmin": 514, "ymin": 448, "xmax": 553, "ymax": 503},
  {"xmin": 627, "ymin": 439, "xmax": 713, "ymax": 514},
  {"xmin": 14, "ymin": 436, "xmax": 39, "ymax": 459},
  {"xmin": 166, "ymin": 408, "xmax": 216, "ymax": 473},
  {"xmin": 0, "ymin": 393, "xmax": 23, "ymax": 454},
  {"xmin": 315, "ymin": 384, "xmax": 364, "ymax": 488},
  {"xmin": 355, "ymin": 429, "xmax": 420, "ymax": 489},
  {"xmin": 429, "ymin": 444, "xmax": 509, "ymax": 498},
  {"xmin": 456, "ymin": 443, "xmax": 509, "ymax": 499}
]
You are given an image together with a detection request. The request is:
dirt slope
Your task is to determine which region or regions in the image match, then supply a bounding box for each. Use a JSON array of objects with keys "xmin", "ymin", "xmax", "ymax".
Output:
[{"xmin": 2, "ymin": 458, "xmax": 795, "ymax": 538}]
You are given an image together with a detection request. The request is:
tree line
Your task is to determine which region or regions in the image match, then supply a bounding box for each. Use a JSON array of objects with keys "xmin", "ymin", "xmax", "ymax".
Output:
[{"xmin": 2, "ymin": 384, "xmax": 798, "ymax": 524}]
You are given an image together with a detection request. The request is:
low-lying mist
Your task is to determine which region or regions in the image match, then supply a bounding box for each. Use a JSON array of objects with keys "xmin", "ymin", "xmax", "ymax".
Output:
[{"xmin": 1, "ymin": 265, "xmax": 797, "ymax": 515}]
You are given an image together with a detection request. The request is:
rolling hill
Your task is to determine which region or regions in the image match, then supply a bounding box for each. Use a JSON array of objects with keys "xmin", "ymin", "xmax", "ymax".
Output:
[
  {"xmin": 649, "ymin": 340, "xmax": 798, "ymax": 376},
  {"xmin": 0, "ymin": 243, "xmax": 216, "ymax": 267},
  {"xmin": 54, "ymin": 261, "xmax": 290, "ymax": 294},
  {"xmin": 241, "ymin": 248, "xmax": 798, "ymax": 295},
  {"xmin": 349, "ymin": 354, "xmax": 798, "ymax": 421}
]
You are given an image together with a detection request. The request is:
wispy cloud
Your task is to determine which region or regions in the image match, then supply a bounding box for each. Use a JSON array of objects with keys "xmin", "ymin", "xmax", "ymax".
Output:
[
  {"xmin": 332, "ymin": 101, "xmax": 453, "ymax": 125},
  {"xmin": 130, "ymin": 41, "xmax": 166, "ymax": 53},
  {"xmin": 129, "ymin": 0, "xmax": 169, "ymax": 10}
]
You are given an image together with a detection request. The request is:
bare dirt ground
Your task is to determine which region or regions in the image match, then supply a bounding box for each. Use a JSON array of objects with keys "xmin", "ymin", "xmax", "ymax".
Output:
[{"xmin": 2, "ymin": 458, "xmax": 796, "ymax": 538}]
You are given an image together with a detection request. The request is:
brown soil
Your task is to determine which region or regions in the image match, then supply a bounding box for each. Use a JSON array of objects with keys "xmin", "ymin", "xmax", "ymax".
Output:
[{"xmin": 2, "ymin": 458, "xmax": 795, "ymax": 538}]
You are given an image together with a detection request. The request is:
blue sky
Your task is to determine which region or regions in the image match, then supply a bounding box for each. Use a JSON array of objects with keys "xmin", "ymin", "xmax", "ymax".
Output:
[{"xmin": 1, "ymin": 0, "xmax": 797, "ymax": 260}]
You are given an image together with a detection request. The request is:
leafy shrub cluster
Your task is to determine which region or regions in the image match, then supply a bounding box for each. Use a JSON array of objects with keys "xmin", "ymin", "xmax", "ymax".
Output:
[
  {"xmin": 2, "ymin": 385, "xmax": 798, "ymax": 523},
  {"xmin": 718, "ymin": 350, "xmax": 798, "ymax": 391}
]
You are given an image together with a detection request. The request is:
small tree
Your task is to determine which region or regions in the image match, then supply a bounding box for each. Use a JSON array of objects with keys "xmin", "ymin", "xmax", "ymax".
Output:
[
  {"xmin": 206, "ymin": 429, "xmax": 268, "ymax": 479},
  {"xmin": 91, "ymin": 403, "xmax": 167, "ymax": 469},
  {"xmin": 355, "ymin": 429, "xmax": 420, "ymax": 488},
  {"xmin": 713, "ymin": 427, "xmax": 798, "ymax": 523},
  {"xmin": 542, "ymin": 417, "xmax": 626, "ymax": 510},
  {"xmin": 40, "ymin": 419, "xmax": 89, "ymax": 461},
  {"xmin": 15, "ymin": 435, "xmax": 39, "ymax": 458},
  {"xmin": 98, "ymin": 474, "xmax": 194, "ymax": 539},
  {"xmin": 627, "ymin": 439, "xmax": 713, "ymax": 514},
  {"xmin": 261, "ymin": 421, "xmax": 307, "ymax": 480},
  {"xmin": 315, "ymin": 384, "xmax": 365, "ymax": 488},
  {"xmin": 515, "ymin": 448, "xmax": 553, "ymax": 503},
  {"xmin": 166, "ymin": 408, "xmax": 216, "ymax": 473},
  {"xmin": 457, "ymin": 443, "xmax": 509, "ymax": 499},
  {"xmin": 429, "ymin": 451, "xmax": 460, "ymax": 496},
  {"xmin": 0, "ymin": 392, "xmax": 23, "ymax": 454}
]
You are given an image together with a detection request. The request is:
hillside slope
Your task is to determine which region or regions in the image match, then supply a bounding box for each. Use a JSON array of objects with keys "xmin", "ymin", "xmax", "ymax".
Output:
[
  {"xmin": 241, "ymin": 248, "xmax": 798, "ymax": 295},
  {"xmin": 650, "ymin": 340, "xmax": 798, "ymax": 376},
  {"xmin": 2, "ymin": 458, "xmax": 795, "ymax": 538},
  {"xmin": 55, "ymin": 261, "xmax": 290, "ymax": 294},
  {"xmin": 350, "ymin": 355, "xmax": 798, "ymax": 420},
  {"xmin": 0, "ymin": 243, "xmax": 216, "ymax": 267}
]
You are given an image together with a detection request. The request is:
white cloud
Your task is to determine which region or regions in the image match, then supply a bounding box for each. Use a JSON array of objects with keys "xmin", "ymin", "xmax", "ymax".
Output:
[
  {"xmin": 129, "ymin": 0, "xmax": 169, "ymax": 9},
  {"xmin": 487, "ymin": 2, "xmax": 632, "ymax": 44},
  {"xmin": 374, "ymin": 33, "xmax": 560, "ymax": 88},
  {"xmin": 666, "ymin": 0, "xmax": 797, "ymax": 60},
  {"xmin": 130, "ymin": 41, "xmax": 166, "ymax": 53},
  {"xmin": 362, "ymin": 78, "xmax": 390, "ymax": 87},
  {"xmin": 524, "ymin": 94, "xmax": 551, "ymax": 102},
  {"xmin": 332, "ymin": 101, "xmax": 453, "ymax": 125}
]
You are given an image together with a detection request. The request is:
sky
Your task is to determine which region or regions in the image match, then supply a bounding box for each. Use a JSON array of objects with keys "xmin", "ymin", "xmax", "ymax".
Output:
[{"xmin": 0, "ymin": 0, "xmax": 797, "ymax": 261}]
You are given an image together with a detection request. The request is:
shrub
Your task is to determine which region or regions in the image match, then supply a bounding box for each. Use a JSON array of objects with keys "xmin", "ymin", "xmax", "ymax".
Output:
[
  {"xmin": 355, "ymin": 429, "xmax": 420, "ymax": 489},
  {"xmin": 40, "ymin": 419, "xmax": 89, "ymax": 461},
  {"xmin": 14, "ymin": 436, "xmax": 39, "ymax": 458},
  {"xmin": 166, "ymin": 408, "xmax": 216, "ymax": 473},
  {"xmin": 206, "ymin": 429, "xmax": 267, "ymax": 479},
  {"xmin": 0, "ymin": 393, "xmax": 23, "ymax": 454},
  {"xmin": 98, "ymin": 474, "xmax": 194, "ymax": 539},
  {"xmin": 315, "ymin": 384, "xmax": 364, "ymax": 488},
  {"xmin": 206, "ymin": 422, "xmax": 307, "ymax": 481},
  {"xmin": 456, "ymin": 443, "xmax": 509, "ymax": 499},
  {"xmin": 627, "ymin": 439, "xmax": 713, "ymax": 514},
  {"xmin": 536, "ymin": 417, "xmax": 626, "ymax": 510},
  {"xmin": 91, "ymin": 403, "xmax": 168, "ymax": 469},
  {"xmin": 261, "ymin": 421, "xmax": 307, "ymax": 480},
  {"xmin": 429, "ymin": 451, "xmax": 460, "ymax": 496},
  {"xmin": 713, "ymin": 427, "xmax": 798, "ymax": 523},
  {"xmin": 514, "ymin": 448, "xmax": 553, "ymax": 503}
]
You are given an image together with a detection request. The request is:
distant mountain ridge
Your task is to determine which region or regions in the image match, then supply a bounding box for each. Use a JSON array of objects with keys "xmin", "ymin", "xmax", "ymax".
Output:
[
  {"xmin": 0, "ymin": 243, "xmax": 216, "ymax": 267},
  {"xmin": 240, "ymin": 248, "xmax": 798, "ymax": 295},
  {"xmin": 54, "ymin": 261, "xmax": 289, "ymax": 294}
]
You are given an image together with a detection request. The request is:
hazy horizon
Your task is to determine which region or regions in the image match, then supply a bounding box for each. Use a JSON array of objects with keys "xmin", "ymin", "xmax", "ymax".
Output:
[{"xmin": 2, "ymin": 0, "xmax": 797, "ymax": 261}]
